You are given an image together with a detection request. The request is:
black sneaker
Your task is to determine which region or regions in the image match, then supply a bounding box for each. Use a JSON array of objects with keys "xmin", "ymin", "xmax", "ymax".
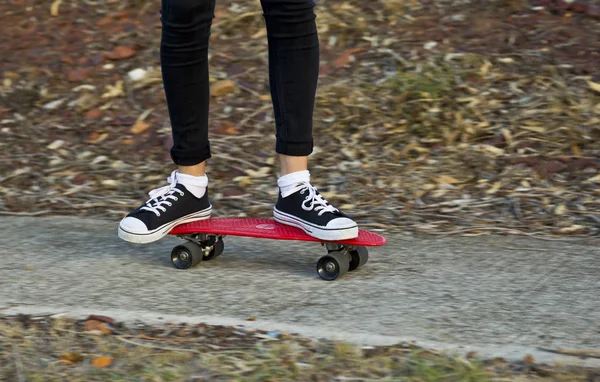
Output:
[
  {"xmin": 118, "ymin": 171, "xmax": 211, "ymax": 243},
  {"xmin": 273, "ymin": 182, "xmax": 358, "ymax": 241}
]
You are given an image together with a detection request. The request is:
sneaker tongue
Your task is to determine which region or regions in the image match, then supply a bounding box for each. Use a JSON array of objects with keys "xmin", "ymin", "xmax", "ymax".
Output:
[
  {"xmin": 148, "ymin": 183, "xmax": 188, "ymax": 200},
  {"xmin": 281, "ymin": 182, "xmax": 308, "ymax": 198}
]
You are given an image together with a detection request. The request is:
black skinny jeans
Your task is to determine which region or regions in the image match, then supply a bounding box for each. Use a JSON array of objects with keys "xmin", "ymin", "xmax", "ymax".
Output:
[{"xmin": 160, "ymin": 0, "xmax": 319, "ymax": 166}]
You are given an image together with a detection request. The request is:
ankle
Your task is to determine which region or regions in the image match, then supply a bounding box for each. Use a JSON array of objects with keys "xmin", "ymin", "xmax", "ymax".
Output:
[
  {"xmin": 178, "ymin": 162, "xmax": 206, "ymax": 177},
  {"xmin": 279, "ymin": 154, "xmax": 308, "ymax": 176}
]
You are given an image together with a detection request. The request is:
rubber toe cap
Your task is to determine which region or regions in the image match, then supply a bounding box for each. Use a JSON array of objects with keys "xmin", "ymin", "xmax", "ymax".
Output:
[
  {"xmin": 119, "ymin": 216, "xmax": 149, "ymax": 234},
  {"xmin": 326, "ymin": 217, "xmax": 357, "ymax": 230}
]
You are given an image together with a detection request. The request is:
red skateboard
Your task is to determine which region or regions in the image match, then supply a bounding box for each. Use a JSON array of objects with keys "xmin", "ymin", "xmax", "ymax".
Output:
[{"xmin": 168, "ymin": 218, "xmax": 386, "ymax": 281}]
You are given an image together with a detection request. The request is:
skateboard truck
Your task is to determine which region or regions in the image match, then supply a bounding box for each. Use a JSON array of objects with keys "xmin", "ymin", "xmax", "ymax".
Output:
[
  {"xmin": 314, "ymin": 242, "xmax": 368, "ymax": 281},
  {"xmin": 171, "ymin": 234, "xmax": 225, "ymax": 269}
]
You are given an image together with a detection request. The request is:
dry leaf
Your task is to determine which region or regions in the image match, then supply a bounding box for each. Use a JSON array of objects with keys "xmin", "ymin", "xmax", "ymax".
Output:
[
  {"xmin": 423, "ymin": 41, "xmax": 437, "ymax": 50},
  {"xmin": 480, "ymin": 60, "xmax": 492, "ymax": 76},
  {"xmin": 497, "ymin": 57, "xmax": 515, "ymax": 64},
  {"xmin": 131, "ymin": 120, "xmax": 150, "ymax": 134},
  {"xmin": 105, "ymin": 46, "xmax": 137, "ymax": 60},
  {"xmin": 84, "ymin": 319, "xmax": 111, "ymax": 334},
  {"xmin": 245, "ymin": 167, "xmax": 271, "ymax": 178},
  {"xmin": 588, "ymin": 174, "xmax": 600, "ymax": 183},
  {"xmin": 334, "ymin": 48, "xmax": 366, "ymax": 68},
  {"xmin": 50, "ymin": 0, "xmax": 62, "ymax": 16},
  {"xmin": 25, "ymin": 266, "xmax": 33, "ymax": 271},
  {"xmin": 252, "ymin": 29, "xmax": 267, "ymax": 39},
  {"xmin": 43, "ymin": 98, "xmax": 66, "ymax": 110},
  {"xmin": 435, "ymin": 175, "xmax": 460, "ymax": 184},
  {"xmin": 234, "ymin": 176, "xmax": 253, "ymax": 186},
  {"xmin": 67, "ymin": 68, "xmax": 91, "ymax": 82},
  {"xmin": 587, "ymin": 81, "xmax": 600, "ymax": 93},
  {"xmin": 432, "ymin": 189, "xmax": 449, "ymax": 198},
  {"xmin": 47, "ymin": 140, "xmax": 65, "ymax": 150},
  {"xmin": 559, "ymin": 225, "xmax": 585, "ymax": 233},
  {"xmin": 60, "ymin": 353, "xmax": 83, "ymax": 364},
  {"xmin": 481, "ymin": 145, "xmax": 504, "ymax": 156},
  {"xmin": 554, "ymin": 204, "xmax": 567, "ymax": 215},
  {"xmin": 96, "ymin": 16, "xmax": 113, "ymax": 26},
  {"xmin": 101, "ymin": 81, "xmax": 124, "ymax": 98},
  {"xmin": 102, "ymin": 179, "xmax": 119, "ymax": 187},
  {"xmin": 501, "ymin": 128, "xmax": 513, "ymax": 146},
  {"xmin": 523, "ymin": 354, "xmax": 535, "ymax": 364},
  {"xmin": 85, "ymin": 109, "xmax": 102, "ymax": 119},
  {"xmin": 211, "ymin": 80, "xmax": 236, "ymax": 97},
  {"xmin": 486, "ymin": 182, "xmax": 502, "ymax": 194},
  {"xmin": 520, "ymin": 125, "xmax": 545, "ymax": 133},
  {"xmin": 92, "ymin": 356, "xmax": 114, "ymax": 368},
  {"xmin": 215, "ymin": 121, "xmax": 240, "ymax": 135},
  {"xmin": 87, "ymin": 132, "xmax": 109, "ymax": 144}
]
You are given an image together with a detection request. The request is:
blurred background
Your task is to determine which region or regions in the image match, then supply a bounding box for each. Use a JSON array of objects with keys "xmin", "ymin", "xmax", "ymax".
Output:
[{"xmin": 1, "ymin": 0, "xmax": 599, "ymax": 237}]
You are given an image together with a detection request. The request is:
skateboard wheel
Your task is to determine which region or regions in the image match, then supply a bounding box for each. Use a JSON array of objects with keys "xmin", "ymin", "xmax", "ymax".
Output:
[
  {"xmin": 349, "ymin": 246, "xmax": 369, "ymax": 271},
  {"xmin": 171, "ymin": 242, "xmax": 203, "ymax": 269},
  {"xmin": 202, "ymin": 238, "xmax": 224, "ymax": 261},
  {"xmin": 316, "ymin": 250, "xmax": 351, "ymax": 281}
]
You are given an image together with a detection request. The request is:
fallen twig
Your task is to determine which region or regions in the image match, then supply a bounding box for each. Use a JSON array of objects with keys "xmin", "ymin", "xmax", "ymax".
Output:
[
  {"xmin": 537, "ymin": 348, "xmax": 600, "ymax": 359},
  {"xmin": 0, "ymin": 210, "xmax": 51, "ymax": 216}
]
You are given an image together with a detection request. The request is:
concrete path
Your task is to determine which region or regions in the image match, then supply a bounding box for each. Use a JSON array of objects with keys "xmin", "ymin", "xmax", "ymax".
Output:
[{"xmin": 1, "ymin": 216, "xmax": 599, "ymax": 365}]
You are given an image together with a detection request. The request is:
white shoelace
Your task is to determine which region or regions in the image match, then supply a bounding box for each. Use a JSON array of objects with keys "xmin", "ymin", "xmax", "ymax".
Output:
[
  {"xmin": 284, "ymin": 182, "xmax": 339, "ymax": 216},
  {"xmin": 140, "ymin": 170, "xmax": 184, "ymax": 217}
]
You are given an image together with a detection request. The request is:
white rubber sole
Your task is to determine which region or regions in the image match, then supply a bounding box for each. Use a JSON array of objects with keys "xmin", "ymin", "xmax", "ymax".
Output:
[
  {"xmin": 118, "ymin": 207, "xmax": 212, "ymax": 244},
  {"xmin": 273, "ymin": 207, "xmax": 359, "ymax": 241}
]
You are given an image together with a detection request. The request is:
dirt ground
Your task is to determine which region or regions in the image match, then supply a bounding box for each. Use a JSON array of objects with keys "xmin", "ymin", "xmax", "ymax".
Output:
[{"xmin": 1, "ymin": 0, "xmax": 599, "ymax": 237}]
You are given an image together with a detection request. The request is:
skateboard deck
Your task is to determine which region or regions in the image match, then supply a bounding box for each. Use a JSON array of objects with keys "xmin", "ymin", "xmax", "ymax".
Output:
[
  {"xmin": 169, "ymin": 217, "xmax": 386, "ymax": 246},
  {"xmin": 167, "ymin": 217, "xmax": 386, "ymax": 281}
]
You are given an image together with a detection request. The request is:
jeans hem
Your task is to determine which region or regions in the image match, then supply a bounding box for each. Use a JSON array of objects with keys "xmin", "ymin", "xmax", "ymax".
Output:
[
  {"xmin": 276, "ymin": 139, "xmax": 313, "ymax": 156},
  {"xmin": 170, "ymin": 145, "xmax": 211, "ymax": 166}
]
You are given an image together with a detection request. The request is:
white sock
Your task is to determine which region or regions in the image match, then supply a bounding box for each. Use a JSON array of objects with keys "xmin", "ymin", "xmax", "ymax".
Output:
[
  {"xmin": 175, "ymin": 171, "xmax": 208, "ymax": 199},
  {"xmin": 278, "ymin": 170, "xmax": 310, "ymax": 198}
]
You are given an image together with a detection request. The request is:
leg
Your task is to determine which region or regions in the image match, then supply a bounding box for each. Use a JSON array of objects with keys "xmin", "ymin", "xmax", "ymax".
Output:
[
  {"xmin": 261, "ymin": 0, "xmax": 358, "ymax": 240},
  {"xmin": 161, "ymin": 0, "xmax": 216, "ymax": 175},
  {"xmin": 117, "ymin": 0, "xmax": 215, "ymax": 244},
  {"xmin": 279, "ymin": 154, "xmax": 307, "ymax": 176},
  {"xmin": 260, "ymin": 0, "xmax": 319, "ymax": 175}
]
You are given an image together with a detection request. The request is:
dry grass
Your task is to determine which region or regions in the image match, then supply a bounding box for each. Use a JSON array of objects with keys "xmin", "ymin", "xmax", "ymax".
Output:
[{"xmin": 1, "ymin": 315, "xmax": 596, "ymax": 381}]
